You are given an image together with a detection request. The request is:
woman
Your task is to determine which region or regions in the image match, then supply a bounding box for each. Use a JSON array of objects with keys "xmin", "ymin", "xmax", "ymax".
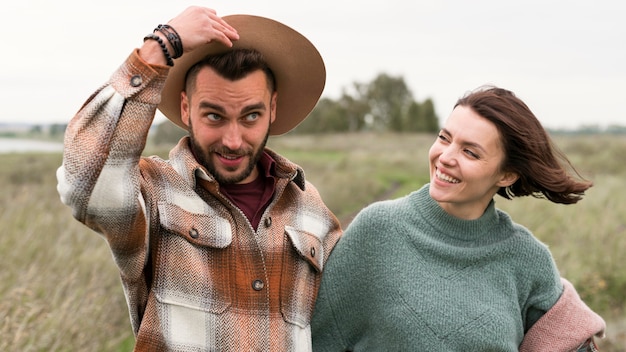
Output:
[{"xmin": 311, "ymin": 86, "xmax": 605, "ymax": 351}]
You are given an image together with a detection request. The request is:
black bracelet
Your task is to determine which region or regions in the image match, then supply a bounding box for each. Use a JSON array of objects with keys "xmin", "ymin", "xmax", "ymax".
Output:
[
  {"xmin": 143, "ymin": 33, "xmax": 174, "ymax": 66},
  {"xmin": 155, "ymin": 24, "xmax": 183, "ymax": 59}
]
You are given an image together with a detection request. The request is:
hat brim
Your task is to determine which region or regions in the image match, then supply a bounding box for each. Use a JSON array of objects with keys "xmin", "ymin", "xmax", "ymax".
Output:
[{"xmin": 158, "ymin": 14, "xmax": 326, "ymax": 135}]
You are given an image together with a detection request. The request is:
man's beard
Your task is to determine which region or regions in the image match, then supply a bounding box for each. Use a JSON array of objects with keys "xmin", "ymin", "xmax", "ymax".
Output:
[{"xmin": 188, "ymin": 124, "xmax": 270, "ymax": 185}]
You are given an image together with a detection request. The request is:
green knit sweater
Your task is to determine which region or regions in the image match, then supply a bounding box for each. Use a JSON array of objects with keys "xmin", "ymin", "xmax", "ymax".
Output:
[{"xmin": 311, "ymin": 184, "xmax": 563, "ymax": 351}]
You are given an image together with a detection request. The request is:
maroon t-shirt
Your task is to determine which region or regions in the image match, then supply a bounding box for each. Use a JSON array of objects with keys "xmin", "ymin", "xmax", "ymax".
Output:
[{"xmin": 220, "ymin": 152, "xmax": 276, "ymax": 230}]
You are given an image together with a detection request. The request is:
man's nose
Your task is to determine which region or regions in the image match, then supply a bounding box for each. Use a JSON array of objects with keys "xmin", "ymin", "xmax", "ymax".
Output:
[{"xmin": 222, "ymin": 122, "xmax": 243, "ymax": 150}]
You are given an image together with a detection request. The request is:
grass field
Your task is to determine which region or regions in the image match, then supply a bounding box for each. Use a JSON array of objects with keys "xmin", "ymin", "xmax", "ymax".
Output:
[{"xmin": 1, "ymin": 132, "xmax": 624, "ymax": 351}]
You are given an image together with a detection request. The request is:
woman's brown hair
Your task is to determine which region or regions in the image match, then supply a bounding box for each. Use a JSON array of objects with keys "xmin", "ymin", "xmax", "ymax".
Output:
[{"xmin": 455, "ymin": 86, "xmax": 592, "ymax": 204}]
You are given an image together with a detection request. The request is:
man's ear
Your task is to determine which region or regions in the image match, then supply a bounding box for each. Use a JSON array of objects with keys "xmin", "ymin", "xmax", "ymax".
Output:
[
  {"xmin": 269, "ymin": 92, "xmax": 278, "ymax": 124},
  {"xmin": 180, "ymin": 91, "xmax": 190, "ymax": 127},
  {"xmin": 497, "ymin": 171, "xmax": 519, "ymax": 188}
]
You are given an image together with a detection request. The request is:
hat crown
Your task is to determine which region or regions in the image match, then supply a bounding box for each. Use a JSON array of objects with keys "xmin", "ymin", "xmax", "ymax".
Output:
[{"xmin": 158, "ymin": 15, "xmax": 326, "ymax": 135}]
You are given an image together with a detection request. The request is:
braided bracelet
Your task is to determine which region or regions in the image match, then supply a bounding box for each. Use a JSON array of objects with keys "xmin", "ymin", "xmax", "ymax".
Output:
[
  {"xmin": 143, "ymin": 33, "xmax": 174, "ymax": 66},
  {"xmin": 155, "ymin": 24, "xmax": 183, "ymax": 59}
]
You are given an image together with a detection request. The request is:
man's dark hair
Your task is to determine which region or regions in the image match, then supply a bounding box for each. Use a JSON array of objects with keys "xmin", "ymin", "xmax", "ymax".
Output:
[{"xmin": 184, "ymin": 48, "xmax": 276, "ymax": 94}]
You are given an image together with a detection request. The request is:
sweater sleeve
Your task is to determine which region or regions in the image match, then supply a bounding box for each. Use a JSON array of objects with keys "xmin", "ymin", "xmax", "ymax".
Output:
[
  {"xmin": 311, "ymin": 216, "xmax": 364, "ymax": 351},
  {"xmin": 311, "ymin": 204, "xmax": 383, "ymax": 351},
  {"xmin": 56, "ymin": 50, "xmax": 168, "ymax": 277},
  {"xmin": 519, "ymin": 278, "xmax": 605, "ymax": 352},
  {"xmin": 516, "ymin": 226, "xmax": 564, "ymax": 332},
  {"xmin": 311, "ymin": 268, "xmax": 348, "ymax": 351}
]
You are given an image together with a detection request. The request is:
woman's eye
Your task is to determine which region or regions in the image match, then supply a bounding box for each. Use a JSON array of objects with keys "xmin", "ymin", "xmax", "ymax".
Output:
[
  {"xmin": 464, "ymin": 149, "xmax": 479, "ymax": 159},
  {"xmin": 437, "ymin": 134, "xmax": 452, "ymax": 145}
]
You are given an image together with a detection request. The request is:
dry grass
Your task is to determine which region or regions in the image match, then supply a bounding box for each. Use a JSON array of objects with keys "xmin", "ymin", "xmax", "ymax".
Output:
[
  {"xmin": 1, "ymin": 133, "xmax": 624, "ymax": 351},
  {"xmin": 0, "ymin": 154, "xmax": 133, "ymax": 351}
]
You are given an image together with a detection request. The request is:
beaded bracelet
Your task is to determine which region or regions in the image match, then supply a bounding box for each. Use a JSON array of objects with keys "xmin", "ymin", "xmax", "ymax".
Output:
[
  {"xmin": 155, "ymin": 24, "xmax": 183, "ymax": 59},
  {"xmin": 143, "ymin": 33, "xmax": 174, "ymax": 66}
]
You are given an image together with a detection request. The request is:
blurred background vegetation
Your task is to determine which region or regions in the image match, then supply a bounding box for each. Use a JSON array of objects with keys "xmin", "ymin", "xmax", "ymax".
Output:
[{"xmin": 1, "ymin": 132, "xmax": 624, "ymax": 351}]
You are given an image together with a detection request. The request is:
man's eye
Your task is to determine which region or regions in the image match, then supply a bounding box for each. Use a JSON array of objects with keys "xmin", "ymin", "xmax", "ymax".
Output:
[
  {"xmin": 244, "ymin": 112, "xmax": 259, "ymax": 121},
  {"xmin": 206, "ymin": 113, "xmax": 221, "ymax": 121}
]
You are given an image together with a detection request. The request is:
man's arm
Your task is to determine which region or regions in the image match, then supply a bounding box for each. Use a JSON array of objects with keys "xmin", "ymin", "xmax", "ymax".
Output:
[
  {"xmin": 56, "ymin": 50, "xmax": 167, "ymax": 246},
  {"xmin": 56, "ymin": 6, "xmax": 239, "ymax": 255},
  {"xmin": 53, "ymin": 6, "xmax": 241, "ymax": 333}
]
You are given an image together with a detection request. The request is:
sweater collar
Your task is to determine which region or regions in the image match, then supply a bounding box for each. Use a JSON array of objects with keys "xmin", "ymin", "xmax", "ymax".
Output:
[{"xmin": 413, "ymin": 184, "xmax": 507, "ymax": 244}]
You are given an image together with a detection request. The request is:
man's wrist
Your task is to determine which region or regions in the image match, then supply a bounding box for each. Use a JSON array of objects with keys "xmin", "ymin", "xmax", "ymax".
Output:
[
  {"xmin": 143, "ymin": 33, "xmax": 174, "ymax": 66},
  {"xmin": 139, "ymin": 34, "xmax": 171, "ymax": 67},
  {"xmin": 155, "ymin": 24, "xmax": 183, "ymax": 59}
]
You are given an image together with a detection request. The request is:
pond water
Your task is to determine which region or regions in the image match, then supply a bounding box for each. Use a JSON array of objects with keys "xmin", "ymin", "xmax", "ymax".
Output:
[{"xmin": 0, "ymin": 138, "xmax": 64, "ymax": 153}]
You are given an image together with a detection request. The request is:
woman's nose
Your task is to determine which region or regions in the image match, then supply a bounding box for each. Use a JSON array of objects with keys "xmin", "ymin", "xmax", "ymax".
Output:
[{"xmin": 438, "ymin": 146, "xmax": 456, "ymax": 166}]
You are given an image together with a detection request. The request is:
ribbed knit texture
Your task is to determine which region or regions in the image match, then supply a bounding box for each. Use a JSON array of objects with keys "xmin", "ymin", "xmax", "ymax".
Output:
[{"xmin": 311, "ymin": 184, "xmax": 563, "ymax": 351}]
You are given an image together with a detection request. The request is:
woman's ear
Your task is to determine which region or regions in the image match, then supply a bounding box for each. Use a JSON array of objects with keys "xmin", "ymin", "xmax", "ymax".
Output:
[{"xmin": 497, "ymin": 171, "xmax": 519, "ymax": 188}]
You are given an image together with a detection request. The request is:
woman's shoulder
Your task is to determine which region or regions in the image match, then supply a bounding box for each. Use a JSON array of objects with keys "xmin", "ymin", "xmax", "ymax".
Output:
[
  {"xmin": 504, "ymin": 219, "xmax": 537, "ymax": 243},
  {"xmin": 351, "ymin": 195, "xmax": 413, "ymax": 226},
  {"xmin": 495, "ymin": 209, "xmax": 554, "ymax": 255}
]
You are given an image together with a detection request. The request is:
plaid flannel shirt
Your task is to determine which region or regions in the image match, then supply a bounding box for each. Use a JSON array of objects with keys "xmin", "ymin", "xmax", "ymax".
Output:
[{"xmin": 57, "ymin": 50, "xmax": 342, "ymax": 351}]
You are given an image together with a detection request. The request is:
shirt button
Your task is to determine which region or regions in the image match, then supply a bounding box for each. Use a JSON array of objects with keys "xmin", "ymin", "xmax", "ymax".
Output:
[
  {"xmin": 310, "ymin": 247, "xmax": 316, "ymax": 257},
  {"xmin": 130, "ymin": 75, "xmax": 142, "ymax": 87},
  {"xmin": 189, "ymin": 228, "xmax": 199, "ymax": 239},
  {"xmin": 252, "ymin": 279, "xmax": 264, "ymax": 291},
  {"xmin": 264, "ymin": 217, "xmax": 272, "ymax": 227}
]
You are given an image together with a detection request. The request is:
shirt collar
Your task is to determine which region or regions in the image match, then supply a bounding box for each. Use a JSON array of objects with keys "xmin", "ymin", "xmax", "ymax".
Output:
[{"xmin": 168, "ymin": 136, "xmax": 306, "ymax": 191}]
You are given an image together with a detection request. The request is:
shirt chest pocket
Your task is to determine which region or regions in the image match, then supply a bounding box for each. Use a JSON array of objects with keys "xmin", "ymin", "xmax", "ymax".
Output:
[
  {"xmin": 154, "ymin": 202, "xmax": 234, "ymax": 315},
  {"xmin": 281, "ymin": 226, "xmax": 324, "ymax": 328}
]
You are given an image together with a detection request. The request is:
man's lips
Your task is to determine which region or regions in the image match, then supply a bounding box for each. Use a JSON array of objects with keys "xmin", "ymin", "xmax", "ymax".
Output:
[{"xmin": 217, "ymin": 152, "xmax": 242, "ymax": 163}]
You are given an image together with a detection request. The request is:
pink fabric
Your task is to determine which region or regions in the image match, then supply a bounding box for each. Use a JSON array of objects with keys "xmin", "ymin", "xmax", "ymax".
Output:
[{"xmin": 519, "ymin": 278, "xmax": 605, "ymax": 352}]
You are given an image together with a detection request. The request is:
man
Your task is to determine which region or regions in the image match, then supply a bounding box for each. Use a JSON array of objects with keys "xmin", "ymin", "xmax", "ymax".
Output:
[{"xmin": 57, "ymin": 6, "xmax": 341, "ymax": 351}]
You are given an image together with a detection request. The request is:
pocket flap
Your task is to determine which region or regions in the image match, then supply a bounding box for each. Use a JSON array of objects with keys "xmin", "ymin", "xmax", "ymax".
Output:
[
  {"xmin": 158, "ymin": 202, "xmax": 232, "ymax": 248},
  {"xmin": 285, "ymin": 226, "xmax": 323, "ymax": 272}
]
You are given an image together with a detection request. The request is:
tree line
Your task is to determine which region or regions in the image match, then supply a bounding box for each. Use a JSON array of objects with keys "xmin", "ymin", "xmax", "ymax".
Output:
[
  {"xmin": 15, "ymin": 72, "xmax": 626, "ymax": 145},
  {"xmin": 292, "ymin": 73, "xmax": 439, "ymax": 134},
  {"xmin": 153, "ymin": 72, "xmax": 440, "ymax": 143}
]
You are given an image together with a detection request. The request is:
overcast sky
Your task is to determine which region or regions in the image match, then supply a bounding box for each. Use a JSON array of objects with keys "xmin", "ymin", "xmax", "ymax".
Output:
[{"xmin": 2, "ymin": 0, "xmax": 624, "ymax": 129}]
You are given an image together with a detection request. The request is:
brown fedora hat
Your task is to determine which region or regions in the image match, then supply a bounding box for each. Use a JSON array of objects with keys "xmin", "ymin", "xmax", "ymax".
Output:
[{"xmin": 158, "ymin": 14, "xmax": 326, "ymax": 135}]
